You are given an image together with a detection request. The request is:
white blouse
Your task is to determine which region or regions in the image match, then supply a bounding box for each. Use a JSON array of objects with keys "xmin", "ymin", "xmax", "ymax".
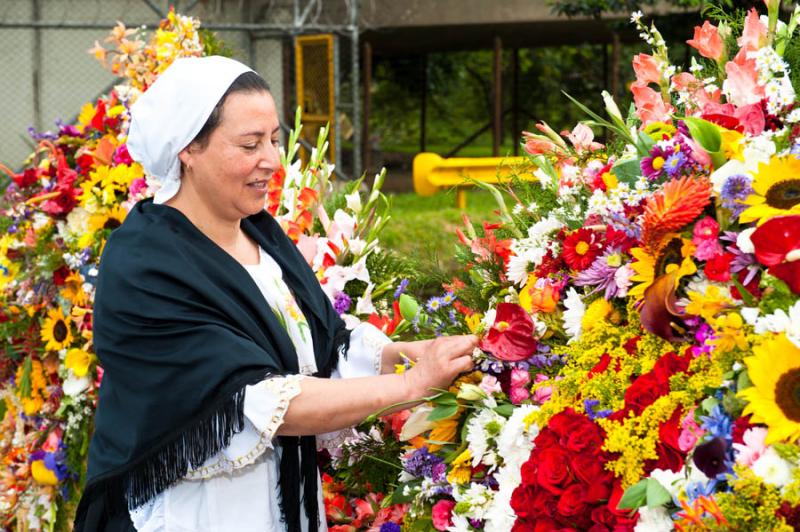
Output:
[{"xmin": 130, "ymin": 246, "xmax": 392, "ymax": 531}]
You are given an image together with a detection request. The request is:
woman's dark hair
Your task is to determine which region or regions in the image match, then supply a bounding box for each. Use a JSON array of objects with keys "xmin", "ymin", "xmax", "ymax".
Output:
[{"xmin": 190, "ymin": 71, "xmax": 271, "ymax": 149}]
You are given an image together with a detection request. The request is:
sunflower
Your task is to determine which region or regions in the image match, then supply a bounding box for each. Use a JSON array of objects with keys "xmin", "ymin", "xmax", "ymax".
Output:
[
  {"xmin": 40, "ymin": 307, "xmax": 74, "ymax": 351},
  {"xmin": 739, "ymin": 155, "xmax": 800, "ymax": 225},
  {"xmin": 89, "ymin": 204, "xmax": 127, "ymax": 232},
  {"xmin": 628, "ymin": 236, "xmax": 697, "ymax": 299},
  {"xmin": 739, "ymin": 334, "xmax": 800, "ymax": 444},
  {"xmin": 61, "ymin": 271, "xmax": 88, "ymax": 306}
]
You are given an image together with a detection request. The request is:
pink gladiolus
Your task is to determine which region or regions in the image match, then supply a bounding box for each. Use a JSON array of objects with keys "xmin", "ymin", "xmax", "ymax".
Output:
[
  {"xmin": 733, "ymin": 427, "xmax": 768, "ymax": 467},
  {"xmin": 724, "ymin": 57, "xmax": 764, "ymax": 107},
  {"xmin": 738, "ymin": 8, "xmax": 767, "ymax": 52},
  {"xmin": 432, "ymin": 500, "xmax": 455, "ymax": 531},
  {"xmin": 692, "ymin": 216, "xmax": 723, "ymax": 260},
  {"xmin": 563, "ymin": 123, "xmax": 603, "ymax": 153},
  {"xmin": 687, "ymin": 21, "xmax": 725, "ymax": 61},
  {"xmin": 296, "ymin": 233, "xmax": 318, "ymax": 265},
  {"xmin": 522, "ymin": 133, "xmax": 558, "ymax": 155},
  {"xmin": 631, "ymin": 81, "xmax": 674, "ymax": 126},
  {"xmin": 632, "ymin": 53, "xmax": 662, "ymax": 86},
  {"xmin": 673, "ymin": 73, "xmax": 721, "ymax": 112}
]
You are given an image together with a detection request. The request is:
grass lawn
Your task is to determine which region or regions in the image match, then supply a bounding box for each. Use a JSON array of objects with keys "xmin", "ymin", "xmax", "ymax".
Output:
[{"xmin": 380, "ymin": 189, "xmax": 501, "ymax": 275}]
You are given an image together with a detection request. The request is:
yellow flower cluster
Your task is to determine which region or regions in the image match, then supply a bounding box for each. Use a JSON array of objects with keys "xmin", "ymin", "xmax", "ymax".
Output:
[
  {"xmin": 713, "ymin": 466, "xmax": 796, "ymax": 531},
  {"xmin": 14, "ymin": 359, "xmax": 49, "ymax": 417}
]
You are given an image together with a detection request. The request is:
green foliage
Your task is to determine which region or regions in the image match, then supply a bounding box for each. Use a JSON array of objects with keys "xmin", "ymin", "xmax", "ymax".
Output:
[
  {"xmin": 549, "ymin": 0, "xmax": 699, "ymax": 19},
  {"xmin": 330, "ymin": 422, "xmax": 405, "ymax": 496},
  {"xmin": 199, "ymin": 29, "xmax": 234, "ymax": 57}
]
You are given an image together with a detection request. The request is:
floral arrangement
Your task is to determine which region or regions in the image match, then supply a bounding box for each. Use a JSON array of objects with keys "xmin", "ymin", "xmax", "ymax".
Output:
[
  {"xmin": 328, "ymin": 2, "xmax": 800, "ymax": 530},
  {"xmin": 0, "ymin": 11, "xmax": 406, "ymax": 530}
]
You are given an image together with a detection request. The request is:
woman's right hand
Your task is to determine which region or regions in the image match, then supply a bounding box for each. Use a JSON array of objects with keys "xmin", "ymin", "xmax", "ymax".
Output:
[{"xmin": 403, "ymin": 335, "xmax": 478, "ymax": 398}]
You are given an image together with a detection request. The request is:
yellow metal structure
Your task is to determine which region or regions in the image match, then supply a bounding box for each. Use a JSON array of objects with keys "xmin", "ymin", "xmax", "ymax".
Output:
[
  {"xmin": 295, "ymin": 34, "xmax": 335, "ymax": 163},
  {"xmin": 413, "ymin": 152, "xmax": 533, "ymax": 208}
]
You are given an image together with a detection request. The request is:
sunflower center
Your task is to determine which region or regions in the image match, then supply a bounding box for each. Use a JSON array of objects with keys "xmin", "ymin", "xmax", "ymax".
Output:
[
  {"xmin": 774, "ymin": 368, "xmax": 800, "ymax": 422},
  {"xmin": 104, "ymin": 217, "xmax": 122, "ymax": 230},
  {"xmin": 575, "ymin": 241, "xmax": 590, "ymax": 255},
  {"xmin": 765, "ymin": 179, "xmax": 800, "ymax": 210},
  {"xmin": 53, "ymin": 320, "xmax": 68, "ymax": 343},
  {"xmin": 654, "ymin": 238, "xmax": 684, "ymax": 277}
]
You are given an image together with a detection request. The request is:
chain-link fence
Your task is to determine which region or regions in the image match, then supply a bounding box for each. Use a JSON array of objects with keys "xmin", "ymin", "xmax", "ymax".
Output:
[{"xmin": 1, "ymin": 0, "xmax": 363, "ymax": 179}]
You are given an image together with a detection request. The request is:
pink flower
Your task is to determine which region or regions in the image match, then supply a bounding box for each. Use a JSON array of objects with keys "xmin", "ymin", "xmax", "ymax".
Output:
[
  {"xmin": 128, "ymin": 177, "xmax": 148, "ymax": 199},
  {"xmin": 738, "ymin": 8, "xmax": 767, "ymax": 52},
  {"xmin": 735, "ymin": 102, "xmax": 766, "ymax": 136},
  {"xmin": 510, "ymin": 367, "xmax": 531, "ymax": 388},
  {"xmin": 687, "ymin": 21, "xmax": 725, "ymax": 61},
  {"xmin": 632, "ymin": 53, "xmax": 662, "ymax": 86},
  {"xmin": 479, "ymin": 375, "xmax": 502, "ymax": 395},
  {"xmin": 678, "ymin": 408, "xmax": 706, "ymax": 452},
  {"xmin": 510, "ymin": 386, "xmax": 531, "ymax": 404},
  {"xmin": 563, "ymin": 123, "xmax": 603, "ymax": 153},
  {"xmin": 531, "ymin": 373, "xmax": 554, "ymax": 404},
  {"xmin": 631, "ymin": 81, "xmax": 674, "ymax": 126},
  {"xmin": 296, "ymin": 233, "xmax": 319, "ymax": 265},
  {"xmin": 724, "ymin": 57, "xmax": 764, "ymax": 107},
  {"xmin": 431, "ymin": 499, "xmax": 455, "ymax": 531},
  {"xmin": 733, "ymin": 427, "xmax": 768, "ymax": 467},
  {"xmin": 692, "ymin": 216, "xmax": 723, "ymax": 260},
  {"xmin": 522, "ymin": 132, "xmax": 558, "ymax": 155}
]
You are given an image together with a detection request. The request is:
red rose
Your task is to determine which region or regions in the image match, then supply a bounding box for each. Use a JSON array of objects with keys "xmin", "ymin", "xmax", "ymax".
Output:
[
  {"xmin": 511, "ymin": 518, "xmax": 537, "ymax": 532},
  {"xmin": 565, "ymin": 420, "xmax": 604, "ymax": 454},
  {"xmin": 571, "ymin": 453, "xmax": 610, "ymax": 487},
  {"xmin": 622, "ymin": 373, "xmax": 668, "ymax": 416},
  {"xmin": 547, "ymin": 409, "xmax": 586, "ymax": 441},
  {"xmin": 537, "ymin": 447, "xmax": 572, "ymax": 495},
  {"xmin": 557, "ymin": 483, "xmax": 588, "ymax": 517},
  {"xmin": 704, "ymin": 252, "xmax": 734, "ymax": 282},
  {"xmin": 520, "ymin": 458, "xmax": 538, "ymax": 486},
  {"xmin": 652, "ymin": 351, "xmax": 691, "ymax": 386},
  {"xmin": 534, "ymin": 428, "xmax": 560, "ymax": 450},
  {"xmin": 510, "ymin": 486, "xmax": 538, "ymax": 520}
]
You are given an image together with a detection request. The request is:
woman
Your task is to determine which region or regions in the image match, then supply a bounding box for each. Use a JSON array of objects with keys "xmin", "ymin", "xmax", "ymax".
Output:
[{"xmin": 74, "ymin": 56, "xmax": 477, "ymax": 531}]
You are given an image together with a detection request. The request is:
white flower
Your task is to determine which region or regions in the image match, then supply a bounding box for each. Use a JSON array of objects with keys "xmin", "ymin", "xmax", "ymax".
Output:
[
  {"xmin": 562, "ymin": 288, "xmax": 585, "ymax": 341},
  {"xmin": 634, "ymin": 506, "xmax": 674, "ymax": 531},
  {"xmin": 447, "ymin": 513, "xmax": 472, "ymax": 532},
  {"xmin": 742, "ymin": 137, "xmax": 777, "ymax": 174},
  {"xmin": 347, "ymin": 237, "xmax": 366, "ymax": 256},
  {"xmin": 649, "ymin": 467, "xmax": 685, "ymax": 501},
  {"xmin": 752, "ymin": 447, "xmax": 794, "ymax": 487},
  {"xmin": 736, "ymin": 227, "xmax": 756, "ymax": 254},
  {"xmin": 740, "ymin": 306, "xmax": 760, "ymax": 326},
  {"xmin": 344, "ymin": 191, "xmax": 362, "ymax": 213},
  {"xmin": 63, "ymin": 375, "xmax": 91, "ymax": 397},
  {"xmin": 466, "ymin": 408, "xmax": 506, "ymax": 467},
  {"xmin": 506, "ymin": 252, "xmax": 533, "ymax": 287},
  {"xmin": 452, "ymin": 483, "xmax": 493, "ymax": 520},
  {"xmin": 630, "ymin": 10, "xmax": 643, "ymax": 23},
  {"xmin": 354, "ymin": 283, "xmax": 376, "ymax": 315},
  {"xmin": 66, "ymin": 207, "xmax": 91, "ymax": 236},
  {"xmin": 482, "ymin": 308, "xmax": 497, "ymax": 330},
  {"xmin": 399, "ymin": 405, "xmax": 436, "ymax": 441},
  {"xmin": 340, "ymin": 313, "xmax": 361, "ymax": 330}
]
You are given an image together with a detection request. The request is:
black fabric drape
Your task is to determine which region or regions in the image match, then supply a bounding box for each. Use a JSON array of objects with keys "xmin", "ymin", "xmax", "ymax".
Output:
[{"xmin": 74, "ymin": 198, "xmax": 350, "ymax": 531}]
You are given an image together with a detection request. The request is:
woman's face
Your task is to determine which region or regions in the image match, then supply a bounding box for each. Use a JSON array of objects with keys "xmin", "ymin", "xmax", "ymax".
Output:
[{"xmin": 179, "ymin": 90, "xmax": 281, "ymax": 220}]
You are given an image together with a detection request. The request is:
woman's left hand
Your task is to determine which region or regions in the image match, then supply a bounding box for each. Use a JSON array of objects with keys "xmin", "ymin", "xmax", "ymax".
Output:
[{"xmin": 380, "ymin": 338, "xmax": 467, "ymax": 374}]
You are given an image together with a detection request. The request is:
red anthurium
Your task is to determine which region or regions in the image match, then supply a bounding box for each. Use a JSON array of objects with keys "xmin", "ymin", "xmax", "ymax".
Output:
[
  {"xmin": 479, "ymin": 303, "xmax": 537, "ymax": 362},
  {"xmin": 750, "ymin": 215, "xmax": 800, "ymax": 293}
]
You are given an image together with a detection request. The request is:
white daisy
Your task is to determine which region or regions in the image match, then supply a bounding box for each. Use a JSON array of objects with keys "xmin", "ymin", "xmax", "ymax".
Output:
[{"xmin": 562, "ymin": 288, "xmax": 586, "ymax": 341}]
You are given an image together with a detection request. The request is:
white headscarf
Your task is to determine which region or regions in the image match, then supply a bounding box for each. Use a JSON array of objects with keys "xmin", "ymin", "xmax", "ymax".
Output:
[{"xmin": 126, "ymin": 56, "xmax": 253, "ymax": 204}]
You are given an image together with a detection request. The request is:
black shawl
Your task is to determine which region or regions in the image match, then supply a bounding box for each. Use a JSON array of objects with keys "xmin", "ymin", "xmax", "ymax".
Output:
[{"xmin": 74, "ymin": 198, "xmax": 350, "ymax": 531}]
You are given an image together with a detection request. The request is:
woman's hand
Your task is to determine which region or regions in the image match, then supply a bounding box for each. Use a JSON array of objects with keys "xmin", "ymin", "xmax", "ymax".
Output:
[{"xmin": 403, "ymin": 335, "xmax": 478, "ymax": 398}]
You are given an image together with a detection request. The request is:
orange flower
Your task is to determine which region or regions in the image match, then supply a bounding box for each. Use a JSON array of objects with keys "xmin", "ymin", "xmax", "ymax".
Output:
[
  {"xmin": 519, "ymin": 276, "xmax": 560, "ymax": 314},
  {"xmin": 641, "ymin": 175, "xmax": 712, "ymax": 254},
  {"xmin": 687, "ymin": 21, "xmax": 724, "ymax": 61}
]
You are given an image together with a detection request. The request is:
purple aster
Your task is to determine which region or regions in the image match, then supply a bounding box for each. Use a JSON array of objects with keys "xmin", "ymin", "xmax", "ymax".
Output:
[
  {"xmin": 574, "ymin": 249, "xmax": 625, "ymax": 299},
  {"xmin": 426, "ymin": 296, "xmax": 444, "ymax": 312},
  {"xmin": 333, "ymin": 291, "xmax": 351, "ymax": 315},
  {"xmin": 640, "ymin": 145, "xmax": 670, "ymax": 180},
  {"xmin": 584, "ymin": 398, "xmax": 612, "ymax": 420},
  {"xmin": 380, "ymin": 524, "xmax": 402, "ymax": 532},
  {"xmin": 393, "ymin": 278, "xmax": 409, "ymax": 299},
  {"xmin": 720, "ymin": 174, "xmax": 753, "ymax": 217},
  {"xmin": 441, "ymin": 291, "xmax": 456, "ymax": 306},
  {"xmin": 403, "ymin": 447, "xmax": 444, "ymax": 479},
  {"xmin": 664, "ymin": 151, "xmax": 687, "ymax": 177},
  {"xmin": 791, "ymin": 142, "xmax": 800, "ymax": 157}
]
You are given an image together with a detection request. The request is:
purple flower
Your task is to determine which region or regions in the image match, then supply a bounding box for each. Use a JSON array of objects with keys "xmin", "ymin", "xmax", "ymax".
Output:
[
  {"xmin": 380, "ymin": 524, "xmax": 401, "ymax": 532},
  {"xmin": 690, "ymin": 323, "xmax": 716, "ymax": 357},
  {"xmin": 720, "ymin": 174, "xmax": 753, "ymax": 217},
  {"xmin": 333, "ymin": 291, "xmax": 351, "ymax": 315},
  {"xmin": 641, "ymin": 145, "xmax": 670, "ymax": 180},
  {"xmin": 27, "ymin": 126, "xmax": 58, "ymax": 142},
  {"xmin": 574, "ymin": 249, "xmax": 626, "ymax": 299},
  {"xmin": 664, "ymin": 151, "xmax": 687, "ymax": 177},
  {"xmin": 393, "ymin": 278, "xmax": 409, "ymax": 299},
  {"xmin": 403, "ymin": 447, "xmax": 444, "ymax": 479},
  {"xmin": 441, "ymin": 291, "xmax": 455, "ymax": 306},
  {"xmin": 722, "ymin": 231, "xmax": 759, "ymax": 285},
  {"xmin": 791, "ymin": 143, "xmax": 800, "ymax": 157},
  {"xmin": 584, "ymin": 398, "xmax": 612, "ymax": 420},
  {"xmin": 426, "ymin": 296, "xmax": 444, "ymax": 312}
]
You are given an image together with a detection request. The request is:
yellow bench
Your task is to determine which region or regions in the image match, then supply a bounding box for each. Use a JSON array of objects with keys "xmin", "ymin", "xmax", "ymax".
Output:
[{"xmin": 412, "ymin": 152, "xmax": 533, "ymax": 208}]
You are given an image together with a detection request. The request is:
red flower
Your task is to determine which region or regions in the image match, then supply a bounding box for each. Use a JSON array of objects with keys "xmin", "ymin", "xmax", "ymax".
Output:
[
  {"xmin": 266, "ymin": 166, "xmax": 285, "ymax": 216},
  {"xmin": 704, "ymin": 252, "xmax": 734, "ymax": 282},
  {"xmin": 750, "ymin": 215, "xmax": 800, "ymax": 294},
  {"xmin": 479, "ymin": 303, "xmax": 537, "ymax": 362},
  {"xmin": 562, "ymin": 228, "xmax": 603, "ymax": 271}
]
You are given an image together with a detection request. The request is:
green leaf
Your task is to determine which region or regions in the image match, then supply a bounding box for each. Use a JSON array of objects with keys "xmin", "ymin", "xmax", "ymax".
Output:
[
  {"xmin": 398, "ymin": 293, "xmax": 420, "ymax": 321},
  {"xmin": 18, "ymin": 356, "xmax": 32, "ymax": 399},
  {"xmin": 617, "ymin": 479, "xmax": 648, "ymax": 510},
  {"xmin": 427, "ymin": 404, "xmax": 459, "ymax": 422},
  {"xmin": 494, "ymin": 403, "xmax": 515, "ymax": 418},
  {"xmin": 0, "ymin": 399, "xmax": 6, "ymax": 422},
  {"xmin": 702, "ymin": 396, "xmax": 719, "ymax": 414},
  {"xmin": 432, "ymin": 392, "xmax": 458, "ymax": 406},
  {"xmin": 646, "ymin": 478, "xmax": 672, "ymax": 508},
  {"xmin": 611, "ymin": 158, "xmax": 644, "ymax": 185},
  {"xmin": 682, "ymin": 116, "xmax": 727, "ymax": 169},
  {"xmin": 737, "ymin": 370, "xmax": 753, "ymax": 391},
  {"xmin": 388, "ymin": 481, "xmax": 421, "ymax": 504}
]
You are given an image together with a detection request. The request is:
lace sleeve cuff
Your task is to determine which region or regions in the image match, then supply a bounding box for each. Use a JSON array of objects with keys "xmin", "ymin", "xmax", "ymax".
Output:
[
  {"xmin": 184, "ymin": 374, "xmax": 304, "ymax": 480},
  {"xmin": 334, "ymin": 322, "xmax": 392, "ymax": 379}
]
